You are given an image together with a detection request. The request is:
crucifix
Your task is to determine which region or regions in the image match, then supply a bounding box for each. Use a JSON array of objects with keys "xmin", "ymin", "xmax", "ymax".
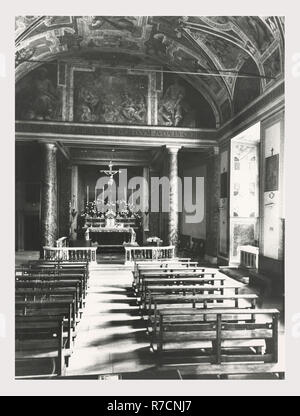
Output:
[
  {"xmin": 100, "ymin": 160, "xmax": 122, "ymax": 185},
  {"xmin": 271, "ymin": 148, "xmax": 274, "ymax": 156},
  {"xmin": 100, "ymin": 150, "xmax": 122, "ymax": 186}
]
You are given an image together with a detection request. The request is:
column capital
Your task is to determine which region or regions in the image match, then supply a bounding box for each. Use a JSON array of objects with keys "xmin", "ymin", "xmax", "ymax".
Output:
[
  {"xmin": 208, "ymin": 145, "xmax": 219, "ymax": 157},
  {"xmin": 165, "ymin": 145, "xmax": 182, "ymax": 154},
  {"xmin": 40, "ymin": 141, "xmax": 58, "ymax": 152}
]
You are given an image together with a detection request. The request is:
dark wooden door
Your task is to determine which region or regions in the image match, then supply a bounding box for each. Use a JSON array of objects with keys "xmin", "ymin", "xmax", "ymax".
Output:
[{"xmin": 24, "ymin": 214, "xmax": 40, "ymax": 250}]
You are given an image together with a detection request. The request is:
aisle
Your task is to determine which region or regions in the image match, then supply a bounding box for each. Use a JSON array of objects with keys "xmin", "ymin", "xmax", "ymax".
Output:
[{"xmin": 66, "ymin": 265, "xmax": 153, "ymax": 376}]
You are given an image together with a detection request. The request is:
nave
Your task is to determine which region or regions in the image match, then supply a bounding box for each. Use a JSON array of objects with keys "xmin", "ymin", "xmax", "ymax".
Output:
[
  {"xmin": 15, "ymin": 15, "xmax": 285, "ymax": 381},
  {"xmin": 15, "ymin": 257, "xmax": 284, "ymax": 380}
]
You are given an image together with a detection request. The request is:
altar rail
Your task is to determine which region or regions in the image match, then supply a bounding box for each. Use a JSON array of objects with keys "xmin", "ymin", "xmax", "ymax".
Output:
[
  {"xmin": 43, "ymin": 246, "xmax": 97, "ymax": 263},
  {"xmin": 56, "ymin": 237, "xmax": 68, "ymax": 248},
  {"xmin": 125, "ymin": 246, "xmax": 175, "ymax": 265}
]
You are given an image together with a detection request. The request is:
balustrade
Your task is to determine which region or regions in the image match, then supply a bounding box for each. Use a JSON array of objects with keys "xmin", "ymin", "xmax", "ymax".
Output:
[
  {"xmin": 125, "ymin": 246, "xmax": 175, "ymax": 265},
  {"xmin": 43, "ymin": 246, "xmax": 97, "ymax": 263}
]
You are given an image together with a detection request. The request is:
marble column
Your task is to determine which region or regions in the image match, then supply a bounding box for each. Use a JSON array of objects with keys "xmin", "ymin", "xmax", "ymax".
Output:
[
  {"xmin": 166, "ymin": 146, "xmax": 181, "ymax": 254},
  {"xmin": 40, "ymin": 143, "xmax": 58, "ymax": 250},
  {"xmin": 149, "ymin": 167, "xmax": 160, "ymax": 238},
  {"xmin": 142, "ymin": 167, "xmax": 150, "ymax": 243},
  {"xmin": 70, "ymin": 165, "xmax": 78, "ymax": 241}
]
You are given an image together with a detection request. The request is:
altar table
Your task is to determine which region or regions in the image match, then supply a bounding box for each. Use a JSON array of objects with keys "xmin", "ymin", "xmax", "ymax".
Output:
[{"xmin": 84, "ymin": 226, "xmax": 136, "ymax": 246}]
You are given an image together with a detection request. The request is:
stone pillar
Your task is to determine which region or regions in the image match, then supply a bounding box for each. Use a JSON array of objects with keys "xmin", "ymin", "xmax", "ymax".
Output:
[
  {"xmin": 70, "ymin": 165, "xmax": 78, "ymax": 241},
  {"xmin": 40, "ymin": 143, "xmax": 58, "ymax": 251},
  {"xmin": 149, "ymin": 167, "xmax": 160, "ymax": 238},
  {"xmin": 142, "ymin": 167, "xmax": 150, "ymax": 243},
  {"xmin": 166, "ymin": 146, "xmax": 181, "ymax": 254},
  {"xmin": 205, "ymin": 146, "xmax": 220, "ymax": 264}
]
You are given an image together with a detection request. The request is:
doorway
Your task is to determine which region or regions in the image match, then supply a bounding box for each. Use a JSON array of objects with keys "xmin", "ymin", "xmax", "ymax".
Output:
[
  {"xmin": 229, "ymin": 123, "xmax": 260, "ymax": 266},
  {"xmin": 24, "ymin": 214, "xmax": 40, "ymax": 250}
]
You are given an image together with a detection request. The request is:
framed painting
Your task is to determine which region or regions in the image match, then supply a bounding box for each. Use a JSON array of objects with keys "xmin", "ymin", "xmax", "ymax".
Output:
[{"xmin": 265, "ymin": 154, "xmax": 279, "ymax": 192}]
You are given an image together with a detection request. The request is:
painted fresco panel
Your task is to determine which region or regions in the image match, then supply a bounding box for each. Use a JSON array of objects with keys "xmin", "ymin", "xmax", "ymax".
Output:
[
  {"xmin": 73, "ymin": 69, "xmax": 148, "ymax": 125},
  {"xmin": 157, "ymin": 74, "xmax": 216, "ymax": 128},
  {"xmin": 15, "ymin": 64, "xmax": 62, "ymax": 121},
  {"xmin": 230, "ymin": 219, "xmax": 257, "ymax": 262}
]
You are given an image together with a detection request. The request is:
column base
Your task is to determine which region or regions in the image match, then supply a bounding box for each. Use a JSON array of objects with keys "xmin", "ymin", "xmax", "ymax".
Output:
[{"xmin": 204, "ymin": 254, "xmax": 218, "ymax": 265}]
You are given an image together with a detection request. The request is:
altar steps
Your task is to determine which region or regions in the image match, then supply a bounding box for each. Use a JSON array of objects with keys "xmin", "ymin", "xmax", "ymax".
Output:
[{"xmin": 89, "ymin": 264, "xmax": 133, "ymax": 272}]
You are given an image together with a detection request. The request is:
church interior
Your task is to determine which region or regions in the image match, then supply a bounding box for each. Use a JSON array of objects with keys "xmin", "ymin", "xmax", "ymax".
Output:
[{"xmin": 15, "ymin": 16, "xmax": 285, "ymax": 379}]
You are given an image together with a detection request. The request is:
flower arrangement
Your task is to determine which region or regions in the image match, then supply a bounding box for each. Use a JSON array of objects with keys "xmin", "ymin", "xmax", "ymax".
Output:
[{"xmin": 80, "ymin": 200, "xmax": 142, "ymax": 220}]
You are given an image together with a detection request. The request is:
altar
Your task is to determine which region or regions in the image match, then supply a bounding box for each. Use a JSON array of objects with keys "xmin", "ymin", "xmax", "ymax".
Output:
[
  {"xmin": 77, "ymin": 178, "xmax": 142, "ymax": 250},
  {"xmin": 84, "ymin": 225, "xmax": 136, "ymax": 248}
]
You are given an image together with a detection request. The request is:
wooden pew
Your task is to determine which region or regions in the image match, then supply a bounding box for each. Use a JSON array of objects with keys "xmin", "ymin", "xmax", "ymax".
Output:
[
  {"xmin": 138, "ymin": 276, "xmax": 226, "ymax": 300},
  {"xmin": 136, "ymin": 270, "xmax": 215, "ymax": 294},
  {"xmin": 21, "ymin": 262, "xmax": 89, "ymax": 284},
  {"xmin": 133, "ymin": 259, "xmax": 197, "ymax": 282},
  {"xmin": 27, "ymin": 260, "xmax": 89, "ymax": 269},
  {"xmin": 16, "ymin": 280, "xmax": 84, "ymax": 309},
  {"xmin": 15, "ymin": 316, "xmax": 67, "ymax": 377},
  {"xmin": 141, "ymin": 276, "xmax": 225, "ymax": 288},
  {"xmin": 169, "ymin": 363, "xmax": 284, "ymax": 379},
  {"xmin": 15, "ymin": 260, "xmax": 89, "ymax": 378},
  {"xmin": 16, "ymin": 273, "xmax": 87, "ymax": 300},
  {"xmin": 15, "ymin": 299, "xmax": 76, "ymax": 350},
  {"xmin": 145, "ymin": 293, "xmax": 258, "ymax": 325},
  {"xmin": 154, "ymin": 308, "xmax": 279, "ymax": 365},
  {"xmin": 140, "ymin": 285, "xmax": 241, "ymax": 310},
  {"xmin": 15, "ymin": 288, "xmax": 80, "ymax": 320}
]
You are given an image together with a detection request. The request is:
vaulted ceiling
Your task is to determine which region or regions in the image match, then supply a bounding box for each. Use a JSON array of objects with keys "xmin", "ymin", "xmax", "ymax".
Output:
[{"xmin": 15, "ymin": 16, "xmax": 284, "ymax": 126}]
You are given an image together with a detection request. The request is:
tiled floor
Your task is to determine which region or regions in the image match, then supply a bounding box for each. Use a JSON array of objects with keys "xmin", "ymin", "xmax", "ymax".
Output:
[{"xmin": 66, "ymin": 265, "xmax": 154, "ymax": 376}]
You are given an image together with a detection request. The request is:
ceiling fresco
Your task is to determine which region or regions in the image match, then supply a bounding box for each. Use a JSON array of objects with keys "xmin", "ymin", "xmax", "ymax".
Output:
[{"xmin": 15, "ymin": 16, "xmax": 284, "ymax": 126}]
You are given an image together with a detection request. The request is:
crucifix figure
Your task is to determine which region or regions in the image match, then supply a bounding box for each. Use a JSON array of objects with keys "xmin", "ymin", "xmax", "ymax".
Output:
[
  {"xmin": 100, "ymin": 160, "xmax": 122, "ymax": 185},
  {"xmin": 100, "ymin": 150, "xmax": 122, "ymax": 186}
]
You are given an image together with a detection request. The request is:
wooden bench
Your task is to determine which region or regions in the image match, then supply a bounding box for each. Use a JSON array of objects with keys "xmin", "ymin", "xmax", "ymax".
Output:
[
  {"xmin": 23, "ymin": 261, "xmax": 89, "ymax": 278},
  {"xmin": 145, "ymin": 293, "xmax": 258, "ymax": 323},
  {"xmin": 133, "ymin": 259, "xmax": 197, "ymax": 286},
  {"xmin": 16, "ymin": 272, "xmax": 87, "ymax": 300},
  {"xmin": 158, "ymin": 363, "xmax": 284, "ymax": 379},
  {"xmin": 15, "ymin": 259, "xmax": 90, "ymax": 378},
  {"xmin": 15, "ymin": 299, "xmax": 76, "ymax": 350},
  {"xmin": 16, "ymin": 280, "xmax": 83, "ymax": 309},
  {"xmin": 27, "ymin": 260, "xmax": 89, "ymax": 268},
  {"xmin": 141, "ymin": 285, "xmax": 241, "ymax": 310},
  {"xmin": 154, "ymin": 308, "xmax": 279, "ymax": 365},
  {"xmin": 137, "ymin": 276, "xmax": 226, "ymax": 299},
  {"xmin": 15, "ymin": 287, "xmax": 81, "ymax": 320},
  {"xmin": 23, "ymin": 262, "xmax": 89, "ymax": 283},
  {"xmin": 15, "ymin": 316, "xmax": 68, "ymax": 377},
  {"xmin": 136, "ymin": 270, "xmax": 214, "ymax": 294}
]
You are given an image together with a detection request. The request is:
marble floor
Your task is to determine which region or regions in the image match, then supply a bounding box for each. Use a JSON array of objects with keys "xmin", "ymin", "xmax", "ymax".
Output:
[{"xmin": 66, "ymin": 265, "xmax": 153, "ymax": 376}]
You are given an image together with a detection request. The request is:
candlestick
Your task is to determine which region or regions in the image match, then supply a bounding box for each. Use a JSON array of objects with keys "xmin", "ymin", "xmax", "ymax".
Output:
[{"xmin": 87, "ymin": 186, "xmax": 89, "ymax": 204}]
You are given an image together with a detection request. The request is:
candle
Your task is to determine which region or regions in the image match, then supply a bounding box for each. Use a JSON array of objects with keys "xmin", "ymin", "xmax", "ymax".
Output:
[
  {"xmin": 102, "ymin": 186, "xmax": 105, "ymax": 205},
  {"xmin": 87, "ymin": 186, "xmax": 89, "ymax": 204},
  {"xmin": 124, "ymin": 186, "xmax": 127, "ymax": 202}
]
